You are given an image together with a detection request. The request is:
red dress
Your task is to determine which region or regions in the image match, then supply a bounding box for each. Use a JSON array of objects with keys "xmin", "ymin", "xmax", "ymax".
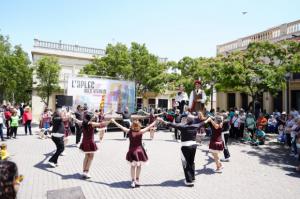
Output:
[
  {"xmin": 209, "ymin": 125, "xmax": 224, "ymax": 153},
  {"xmin": 126, "ymin": 130, "xmax": 148, "ymax": 165},
  {"xmin": 80, "ymin": 124, "xmax": 98, "ymax": 153},
  {"xmin": 63, "ymin": 120, "xmax": 71, "ymax": 137}
]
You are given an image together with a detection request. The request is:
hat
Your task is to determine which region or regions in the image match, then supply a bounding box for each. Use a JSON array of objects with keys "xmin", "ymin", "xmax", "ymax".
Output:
[
  {"xmin": 194, "ymin": 80, "xmax": 201, "ymax": 85},
  {"xmin": 282, "ymin": 111, "xmax": 286, "ymax": 115}
]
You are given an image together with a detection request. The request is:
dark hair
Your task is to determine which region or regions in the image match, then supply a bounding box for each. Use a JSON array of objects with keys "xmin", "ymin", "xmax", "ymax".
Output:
[
  {"xmin": 0, "ymin": 161, "xmax": 18, "ymax": 199},
  {"xmin": 82, "ymin": 112, "xmax": 94, "ymax": 128},
  {"xmin": 76, "ymin": 105, "xmax": 81, "ymax": 110}
]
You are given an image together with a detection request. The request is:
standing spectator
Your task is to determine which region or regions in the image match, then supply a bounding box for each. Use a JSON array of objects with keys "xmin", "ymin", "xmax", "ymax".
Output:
[
  {"xmin": 238, "ymin": 109, "xmax": 246, "ymax": 138},
  {"xmin": 10, "ymin": 109, "xmax": 19, "ymax": 139},
  {"xmin": 0, "ymin": 107, "xmax": 4, "ymax": 141},
  {"xmin": 290, "ymin": 108, "xmax": 299, "ymax": 118},
  {"xmin": 0, "ymin": 161, "xmax": 23, "ymax": 199},
  {"xmin": 4, "ymin": 106, "xmax": 12, "ymax": 139},
  {"xmin": 285, "ymin": 114, "xmax": 295, "ymax": 149},
  {"xmin": 230, "ymin": 111, "xmax": 239, "ymax": 139},
  {"xmin": 245, "ymin": 113, "xmax": 256, "ymax": 139},
  {"xmin": 267, "ymin": 115, "xmax": 277, "ymax": 134},
  {"xmin": 22, "ymin": 106, "xmax": 32, "ymax": 135}
]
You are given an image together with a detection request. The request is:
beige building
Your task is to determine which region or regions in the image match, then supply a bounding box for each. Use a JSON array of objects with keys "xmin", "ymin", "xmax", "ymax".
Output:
[
  {"xmin": 31, "ymin": 39, "xmax": 175, "ymax": 122},
  {"xmin": 216, "ymin": 19, "xmax": 300, "ymax": 113}
]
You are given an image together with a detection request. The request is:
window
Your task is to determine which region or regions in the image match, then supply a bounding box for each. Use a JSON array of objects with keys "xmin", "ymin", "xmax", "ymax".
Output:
[
  {"xmin": 148, "ymin": 98, "xmax": 156, "ymax": 109},
  {"xmin": 158, "ymin": 99, "xmax": 168, "ymax": 110}
]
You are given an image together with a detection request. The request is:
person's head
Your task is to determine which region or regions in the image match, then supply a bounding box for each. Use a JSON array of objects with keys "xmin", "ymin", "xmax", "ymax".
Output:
[
  {"xmin": 198, "ymin": 111, "xmax": 205, "ymax": 120},
  {"xmin": 1, "ymin": 143, "xmax": 7, "ymax": 151},
  {"xmin": 125, "ymin": 106, "xmax": 129, "ymax": 113},
  {"xmin": 194, "ymin": 80, "xmax": 201, "ymax": 89},
  {"xmin": 24, "ymin": 106, "xmax": 31, "ymax": 112},
  {"xmin": 234, "ymin": 111, "xmax": 239, "ymax": 116},
  {"xmin": 82, "ymin": 112, "xmax": 94, "ymax": 128},
  {"xmin": 288, "ymin": 114, "xmax": 294, "ymax": 120},
  {"xmin": 12, "ymin": 109, "xmax": 17, "ymax": 116},
  {"xmin": 131, "ymin": 120, "xmax": 142, "ymax": 132},
  {"xmin": 179, "ymin": 84, "xmax": 184, "ymax": 92},
  {"xmin": 214, "ymin": 115, "xmax": 223, "ymax": 125},
  {"xmin": 44, "ymin": 107, "xmax": 49, "ymax": 113},
  {"xmin": 259, "ymin": 112, "xmax": 264, "ymax": 118},
  {"xmin": 186, "ymin": 115, "xmax": 194, "ymax": 125},
  {"xmin": 76, "ymin": 105, "xmax": 81, "ymax": 111},
  {"xmin": 0, "ymin": 161, "xmax": 23, "ymax": 199},
  {"xmin": 53, "ymin": 108, "xmax": 62, "ymax": 118},
  {"xmin": 175, "ymin": 109, "xmax": 180, "ymax": 114}
]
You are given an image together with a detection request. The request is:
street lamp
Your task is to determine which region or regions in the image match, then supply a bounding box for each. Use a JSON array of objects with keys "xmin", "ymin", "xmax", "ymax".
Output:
[{"xmin": 285, "ymin": 72, "xmax": 291, "ymax": 114}]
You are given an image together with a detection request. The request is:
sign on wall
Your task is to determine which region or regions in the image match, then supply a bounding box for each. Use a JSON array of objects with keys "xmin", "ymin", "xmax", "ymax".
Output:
[{"xmin": 67, "ymin": 76, "xmax": 135, "ymax": 112}]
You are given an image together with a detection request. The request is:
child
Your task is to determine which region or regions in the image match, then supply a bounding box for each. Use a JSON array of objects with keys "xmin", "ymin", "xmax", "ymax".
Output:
[
  {"xmin": 0, "ymin": 143, "xmax": 9, "ymax": 160},
  {"xmin": 111, "ymin": 118, "xmax": 157, "ymax": 188},
  {"xmin": 10, "ymin": 109, "xmax": 20, "ymax": 139},
  {"xmin": 40, "ymin": 108, "xmax": 52, "ymax": 139},
  {"xmin": 142, "ymin": 109, "xmax": 164, "ymax": 139},
  {"xmin": 73, "ymin": 112, "xmax": 111, "ymax": 178}
]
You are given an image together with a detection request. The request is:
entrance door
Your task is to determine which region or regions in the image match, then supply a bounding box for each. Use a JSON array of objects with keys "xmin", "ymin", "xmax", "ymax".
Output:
[
  {"xmin": 273, "ymin": 91, "xmax": 283, "ymax": 112},
  {"xmin": 241, "ymin": 93, "xmax": 248, "ymax": 111},
  {"xmin": 227, "ymin": 93, "xmax": 236, "ymax": 110},
  {"xmin": 291, "ymin": 90, "xmax": 300, "ymax": 111}
]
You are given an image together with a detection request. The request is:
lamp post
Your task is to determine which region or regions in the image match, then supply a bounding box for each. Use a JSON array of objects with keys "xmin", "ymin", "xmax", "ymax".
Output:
[{"xmin": 285, "ymin": 72, "xmax": 291, "ymax": 114}]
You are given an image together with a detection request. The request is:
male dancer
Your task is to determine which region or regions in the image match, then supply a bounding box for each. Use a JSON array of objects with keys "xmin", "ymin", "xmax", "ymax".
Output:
[
  {"xmin": 158, "ymin": 115, "xmax": 206, "ymax": 187},
  {"xmin": 189, "ymin": 80, "xmax": 207, "ymax": 113}
]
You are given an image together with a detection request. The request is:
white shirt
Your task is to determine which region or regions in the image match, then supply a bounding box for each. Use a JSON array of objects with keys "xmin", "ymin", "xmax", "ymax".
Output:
[
  {"xmin": 175, "ymin": 91, "xmax": 188, "ymax": 103},
  {"xmin": 0, "ymin": 112, "xmax": 4, "ymax": 124}
]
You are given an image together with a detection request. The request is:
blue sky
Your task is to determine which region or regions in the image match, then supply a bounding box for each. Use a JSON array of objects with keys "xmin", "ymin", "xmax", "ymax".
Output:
[{"xmin": 0, "ymin": 0, "xmax": 299, "ymax": 61}]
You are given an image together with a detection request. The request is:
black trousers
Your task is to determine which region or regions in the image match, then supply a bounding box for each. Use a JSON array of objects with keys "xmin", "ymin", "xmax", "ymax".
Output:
[
  {"xmin": 75, "ymin": 124, "xmax": 82, "ymax": 144},
  {"xmin": 174, "ymin": 128, "xmax": 181, "ymax": 140},
  {"xmin": 181, "ymin": 145, "xmax": 196, "ymax": 183},
  {"xmin": 0, "ymin": 124, "xmax": 3, "ymax": 140},
  {"xmin": 286, "ymin": 133, "xmax": 292, "ymax": 147},
  {"xmin": 24, "ymin": 120, "xmax": 32, "ymax": 135},
  {"xmin": 5, "ymin": 120, "xmax": 10, "ymax": 138},
  {"xmin": 223, "ymin": 133, "xmax": 230, "ymax": 159},
  {"xmin": 10, "ymin": 127, "xmax": 18, "ymax": 138},
  {"xmin": 49, "ymin": 136, "xmax": 65, "ymax": 164},
  {"xmin": 239, "ymin": 123, "xmax": 244, "ymax": 138}
]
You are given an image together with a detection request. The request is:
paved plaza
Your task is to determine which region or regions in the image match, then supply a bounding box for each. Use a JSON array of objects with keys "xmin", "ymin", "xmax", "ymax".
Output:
[{"xmin": 3, "ymin": 127, "xmax": 300, "ymax": 199}]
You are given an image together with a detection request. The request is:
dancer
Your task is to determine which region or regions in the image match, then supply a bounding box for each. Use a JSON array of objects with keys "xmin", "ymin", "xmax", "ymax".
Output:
[
  {"xmin": 61, "ymin": 108, "xmax": 72, "ymax": 156},
  {"xmin": 48, "ymin": 109, "xmax": 65, "ymax": 167},
  {"xmin": 116, "ymin": 107, "xmax": 136, "ymax": 138},
  {"xmin": 175, "ymin": 84, "xmax": 189, "ymax": 114},
  {"xmin": 73, "ymin": 112, "xmax": 111, "ymax": 178},
  {"xmin": 158, "ymin": 115, "xmax": 206, "ymax": 187},
  {"xmin": 75, "ymin": 105, "xmax": 83, "ymax": 147},
  {"xmin": 97, "ymin": 109, "xmax": 112, "ymax": 142},
  {"xmin": 111, "ymin": 118, "xmax": 158, "ymax": 188},
  {"xmin": 142, "ymin": 109, "xmax": 164, "ymax": 139},
  {"xmin": 205, "ymin": 115, "xmax": 225, "ymax": 173},
  {"xmin": 221, "ymin": 113, "xmax": 231, "ymax": 161},
  {"xmin": 189, "ymin": 80, "xmax": 207, "ymax": 113}
]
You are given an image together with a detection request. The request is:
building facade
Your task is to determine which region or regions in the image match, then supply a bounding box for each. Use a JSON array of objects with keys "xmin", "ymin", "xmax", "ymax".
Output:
[
  {"xmin": 216, "ymin": 19, "xmax": 300, "ymax": 113},
  {"xmin": 31, "ymin": 39, "xmax": 175, "ymax": 122}
]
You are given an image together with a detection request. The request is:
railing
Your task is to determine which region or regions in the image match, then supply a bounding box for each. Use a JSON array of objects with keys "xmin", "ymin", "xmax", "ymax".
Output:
[
  {"xmin": 34, "ymin": 39, "xmax": 106, "ymax": 56},
  {"xmin": 217, "ymin": 19, "xmax": 300, "ymax": 54}
]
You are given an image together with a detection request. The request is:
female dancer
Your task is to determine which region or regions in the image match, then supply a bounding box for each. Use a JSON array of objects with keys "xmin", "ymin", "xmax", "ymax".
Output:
[
  {"xmin": 111, "ymin": 118, "xmax": 158, "ymax": 188},
  {"xmin": 73, "ymin": 112, "xmax": 111, "ymax": 178},
  {"xmin": 205, "ymin": 115, "xmax": 225, "ymax": 173},
  {"xmin": 142, "ymin": 109, "xmax": 164, "ymax": 139},
  {"xmin": 97, "ymin": 109, "xmax": 112, "ymax": 142},
  {"xmin": 61, "ymin": 108, "xmax": 72, "ymax": 156}
]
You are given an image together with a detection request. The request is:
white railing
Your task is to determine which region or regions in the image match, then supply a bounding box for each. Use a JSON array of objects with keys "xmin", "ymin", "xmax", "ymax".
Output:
[
  {"xmin": 34, "ymin": 39, "xmax": 105, "ymax": 56},
  {"xmin": 217, "ymin": 19, "xmax": 300, "ymax": 54}
]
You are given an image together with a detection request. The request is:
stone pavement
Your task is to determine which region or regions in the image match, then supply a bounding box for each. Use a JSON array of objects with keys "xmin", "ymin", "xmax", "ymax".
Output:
[{"xmin": 1, "ymin": 127, "xmax": 300, "ymax": 199}]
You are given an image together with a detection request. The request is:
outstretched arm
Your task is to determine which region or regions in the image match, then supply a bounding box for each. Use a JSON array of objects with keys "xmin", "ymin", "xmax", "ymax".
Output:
[
  {"xmin": 90, "ymin": 120, "xmax": 112, "ymax": 128},
  {"xmin": 140, "ymin": 120, "xmax": 157, "ymax": 134},
  {"xmin": 205, "ymin": 117, "xmax": 222, "ymax": 129},
  {"xmin": 141, "ymin": 110, "xmax": 150, "ymax": 116},
  {"xmin": 111, "ymin": 119, "xmax": 130, "ymax": 133},
  {"xmin": 72, "ymin": 116, "xmax": 83, "ymax": 125}
]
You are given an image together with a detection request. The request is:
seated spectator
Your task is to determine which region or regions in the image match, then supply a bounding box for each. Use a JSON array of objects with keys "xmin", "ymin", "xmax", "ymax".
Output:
[
  {"xmin": 267, "ymin": 115, "xmax": 277, "ymax": 133},
  {"xmin": 251, "ymin": 126, "xmax": 266, "ymax": 146},
  {"xmin": 0, "ymin": 161, "xmax": 23, "ymax": 199},
  {"xmin": 257, "ymin": 113, "xmax": 267, "ymax": 131}
]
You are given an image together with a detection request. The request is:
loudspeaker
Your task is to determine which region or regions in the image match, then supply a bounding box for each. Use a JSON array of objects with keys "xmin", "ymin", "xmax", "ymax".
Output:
[{"xmin": 56, "ymin": 95, "xmax": 73, "ymax": 108}]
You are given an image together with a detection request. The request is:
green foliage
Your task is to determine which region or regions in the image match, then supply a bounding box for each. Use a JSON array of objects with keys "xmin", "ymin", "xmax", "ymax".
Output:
[
  {"xmin": 35, "ymin": 56, "xmax": 61, "ymax": 106},
  {"xmin": 81, "ymin": 42, "xmax": 169, "ymax": 96},
  {"xmin": 0, "ymin": 34, "xmax": 32, "ymax": 103}
]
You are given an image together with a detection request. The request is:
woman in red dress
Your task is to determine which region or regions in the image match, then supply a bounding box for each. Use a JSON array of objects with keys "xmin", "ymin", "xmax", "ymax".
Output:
[
  {"xmin": 205, "ymin": 115, "xmax": 225, "ymax": 173},
  {"xmin": 73, "ymin": 112, "xmax": 111, "ymax": 178},
  {"xmin": 111, "ymin": 118, "xmax": 158, "ymax": 188}
]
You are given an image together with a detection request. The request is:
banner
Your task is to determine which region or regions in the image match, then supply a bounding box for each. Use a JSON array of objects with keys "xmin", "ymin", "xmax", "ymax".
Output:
[{"xmin": 67, "ymin": 76, "xmax": 135, "ymax": 113}]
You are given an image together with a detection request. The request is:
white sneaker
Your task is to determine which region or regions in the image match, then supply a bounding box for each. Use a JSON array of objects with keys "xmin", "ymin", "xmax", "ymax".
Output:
[
  {"xmin": 131, "ymin": 181, "xmax": 136, "ymax": 188},
  {"xmin": 85, "ymin": 172, "xmax": 91, "ymax": 179},
  {"xmin": 184, "ymin": 180, "xmax": 194, "ymax": 187},
  {"xmin": 221, "ymin": 158, "xmax": 230, "ymax": 162},
  {"xmin": 60, "ymin": 152, "xmax": 66, "ymax": 156},
  {"xmin": 48, "ymin": 162, "xmax": 56, "ymax": 168}
]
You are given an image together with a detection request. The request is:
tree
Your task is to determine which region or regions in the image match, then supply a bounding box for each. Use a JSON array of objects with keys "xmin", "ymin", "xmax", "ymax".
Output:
[
  {"xmin": 35, "ymin": 56, "xmax": 61, "ymax": 106},
  {"xmin": 0, "ymin": 34, "xmax": 32, "ymax": 104},
  {"xmin": 81, "ymin": 42, "xmax": 169, "ymax": 95}
]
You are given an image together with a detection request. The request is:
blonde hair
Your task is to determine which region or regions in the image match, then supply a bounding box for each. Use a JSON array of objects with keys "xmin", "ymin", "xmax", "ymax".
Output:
[{"xmin": 131, "ymin": 120, "xmax": 142, "ymax": 131}]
